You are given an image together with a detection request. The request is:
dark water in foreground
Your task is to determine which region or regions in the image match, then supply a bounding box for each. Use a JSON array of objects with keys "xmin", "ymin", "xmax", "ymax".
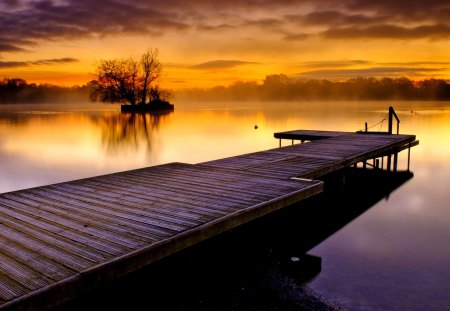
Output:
[{"xmin": 0, "ymin": 101, "xmax": 449, "ymax": 310}]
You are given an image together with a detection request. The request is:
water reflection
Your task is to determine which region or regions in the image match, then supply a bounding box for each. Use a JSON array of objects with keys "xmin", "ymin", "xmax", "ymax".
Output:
[
  {"xmin": 0, "ymin": 106, "xmax": 173, "ymax": 192},
  {"xmin": 95, "ymin": 111, "xmax": 172, "ymax": 154},
  {"xmin": 254, "ymin": 168, "xmax": 414, "ymax": 263}
]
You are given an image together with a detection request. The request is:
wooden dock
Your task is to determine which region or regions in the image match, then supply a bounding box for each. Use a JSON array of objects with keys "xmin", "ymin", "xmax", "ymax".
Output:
[{"xmin": 0, "ymin": 130, "xmax": 417, "ymax": 310}]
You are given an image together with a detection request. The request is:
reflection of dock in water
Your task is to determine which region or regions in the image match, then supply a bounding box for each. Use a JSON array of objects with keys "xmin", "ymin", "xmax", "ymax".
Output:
[
  {"xmin": 0, "ymin": 129, "xmax": 417, "ymax": 310},
  {"xmin": 255, "ymin": 167, "xmax": 414, "ymax": 284}
]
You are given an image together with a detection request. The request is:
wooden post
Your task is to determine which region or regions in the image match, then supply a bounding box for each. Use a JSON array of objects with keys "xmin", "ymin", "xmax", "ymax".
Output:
[
  {"xmin": 388, "ymin": 107, "xmax": 394, "ymax": 135},
  {"xmin": 381, "ymin": 156, "xmax": 384, "ymax": 169},
  {"xmin": 387, "ymin": 154, "xmax": 392, "ymax": 172},
  {"xmin": 393, "ymin": 153, "xmax": 398, "ymax": 172},
  {"xmin": 407, "ymin": 143, "xmax": 411, "ymax": 171},
  {"xmin": 365, "ymin": 122, "xmax": 368, "ymax": 132},
  {"xmin": 292, "ymin": 139, "xmax": 294, "ymax": 145},
  {"xmin": 376, "ymin": 159, "xmax": 380, "ymax": 169},
  {"xmin": 279, "ymin": 139, "xmax": 281, "ymax": 148},
  {"xmin": 388, "ymin": 106, "xmax": 400, "ymax": 134}
]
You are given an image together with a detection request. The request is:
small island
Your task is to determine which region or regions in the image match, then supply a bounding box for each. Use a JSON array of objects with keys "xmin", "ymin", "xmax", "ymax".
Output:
[
  {"xmin": 90, "ymin": 49, "xmax": 174, "ymax": 113},
  {"xmin": 120, "ymin": 100, "xmax": 174, "ymax": 113}
]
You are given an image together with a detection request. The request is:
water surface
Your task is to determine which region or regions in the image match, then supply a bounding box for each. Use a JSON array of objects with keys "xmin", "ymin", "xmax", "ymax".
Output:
[{"xmin": 0, "ymin": 100, "xmax": 449, "ymax": 310}]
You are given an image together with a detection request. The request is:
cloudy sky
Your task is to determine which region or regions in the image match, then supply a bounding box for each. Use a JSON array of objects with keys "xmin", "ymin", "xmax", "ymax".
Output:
[{"xmin": 1, "ymin": 0, "xmax": 449, "ymax": 88}]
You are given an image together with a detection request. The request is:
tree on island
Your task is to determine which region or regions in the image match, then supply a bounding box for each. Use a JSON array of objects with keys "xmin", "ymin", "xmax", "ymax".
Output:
[{"xmin": 90, "ymin": 49, "xmax": 173, "ymax": 111}]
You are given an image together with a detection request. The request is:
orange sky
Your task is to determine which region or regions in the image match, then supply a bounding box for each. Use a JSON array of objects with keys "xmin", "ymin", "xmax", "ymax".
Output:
[{"xmin": 1, "ymin": 0, "xmax": 450, "ymax": 89}]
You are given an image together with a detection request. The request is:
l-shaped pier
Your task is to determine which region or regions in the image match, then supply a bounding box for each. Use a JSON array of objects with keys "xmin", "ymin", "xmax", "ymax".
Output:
[{"xmin": 0, "ymin": 130, "xmax": 418, "ymax": 310}]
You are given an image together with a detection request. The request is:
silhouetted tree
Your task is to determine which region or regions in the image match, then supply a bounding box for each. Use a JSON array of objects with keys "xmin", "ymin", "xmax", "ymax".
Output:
[{"xmin": 90, "ymin": 49, "xmax": 170, "ymax": 106}]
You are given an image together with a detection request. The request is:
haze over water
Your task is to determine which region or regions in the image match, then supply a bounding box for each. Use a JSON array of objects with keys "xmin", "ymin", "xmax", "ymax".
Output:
[{"xmin": 0, "ymin": 100, "xmax": 449, "ymax": 310}]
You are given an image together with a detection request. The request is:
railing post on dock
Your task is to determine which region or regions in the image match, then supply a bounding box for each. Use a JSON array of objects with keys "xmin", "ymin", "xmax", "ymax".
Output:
[
  {"xmin": 388, "ymin": 106, "xmax": 400, "ymax": 134},
  {"xmin": 388, "ymin": 109, "xmax": 393, "ymax": 134}
]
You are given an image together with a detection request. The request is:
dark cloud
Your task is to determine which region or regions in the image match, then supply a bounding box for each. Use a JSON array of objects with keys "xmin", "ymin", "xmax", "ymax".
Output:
[
  {"xmin": 322, "ymin": 24, "xmax": 450, "ymax": 40},
  {"xmin": 382, "ymin": 61, "xmax": 450, "ymax": 66},
  {"xmin": 0, "ymin": 37, "xmax": 34, "ymax": 52},
  {"xmin": 0, "ymin": 58, "xmax": 79, "ymax": 69},
  {"xmin": 243, "ymin": 18, "xmax": 285, "ymax": 31},
  {"xmin": 287, "ymin": 10, "xmax": 386, "ymax": 27},
  {"xmin": 0, "ymin": 0, "xmax": 191, "ymax": 51},
  {"xmin": 343, "ymin": 0, "xmax": 449, "ymax": 16},
  {"xmin": 301, "ymin": 60, "xmax": 372, "ymax": 68},
  {"xmin": 0, "ymin": 42, "xmax": 26, "ymax": 52},
  {"xmin": 31, "ymin": 58, "xmax": 79, "ymax": 65},
  {"xmin": 284, "ymin": 2, "xmax": 450, "ymax": 41},
  {"xmin": 2, "ymin": 0, "xmax": 21, "ymax": 8},
  {"xmin": 1, "ymin": 0, "xmax": 450, "ymax": 54},
  {"xmin": 196, "ymin": 24, "xmax": 237, "ymax": 32},
  {"xmin": 0, "ymin": 61, "xmax": 28, "ymax": 69},
  {"xmin": 283, "ymin": 33, "xmax": 310, "ymax": 41},
  {"xmin": 297, "ymin": 67, "xmax": 443, "ymax": 79},
  {"xmin": 191, "ymin": 60, "xmax": 258, "ymax": 70}
]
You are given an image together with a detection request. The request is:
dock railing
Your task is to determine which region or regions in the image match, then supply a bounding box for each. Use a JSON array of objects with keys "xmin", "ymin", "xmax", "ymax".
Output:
[{"xmin": 362, "ymin": 106, "xmax": 400, "ymax": 135}]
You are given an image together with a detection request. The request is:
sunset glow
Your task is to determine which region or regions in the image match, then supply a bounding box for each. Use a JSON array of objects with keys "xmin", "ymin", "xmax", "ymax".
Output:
[{"xmin": 1, "ymin": 0, "xmax": 450, "ymax": 88}]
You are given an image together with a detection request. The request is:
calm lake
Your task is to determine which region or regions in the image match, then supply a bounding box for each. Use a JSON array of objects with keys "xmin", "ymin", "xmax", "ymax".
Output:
[{"xmin": 0, "ymin": 100, "xmax": 449, "ymax": 310}]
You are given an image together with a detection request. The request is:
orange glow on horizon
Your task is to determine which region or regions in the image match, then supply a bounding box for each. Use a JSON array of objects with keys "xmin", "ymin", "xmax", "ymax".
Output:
[{"xmin": 1, "ymin": 2, "xmax": 449, "ymax": 88}]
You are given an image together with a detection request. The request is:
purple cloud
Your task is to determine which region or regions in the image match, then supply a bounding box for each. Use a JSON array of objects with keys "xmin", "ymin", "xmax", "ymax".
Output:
[{"xmin": 1, "ymin": 0, "xmax": 449, "ymax": 53}]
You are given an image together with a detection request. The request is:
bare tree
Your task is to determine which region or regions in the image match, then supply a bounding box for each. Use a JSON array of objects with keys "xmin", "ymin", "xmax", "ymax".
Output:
[{"xmin": 90, "ymin": 49, "xmax": 169, "ymax": 106}]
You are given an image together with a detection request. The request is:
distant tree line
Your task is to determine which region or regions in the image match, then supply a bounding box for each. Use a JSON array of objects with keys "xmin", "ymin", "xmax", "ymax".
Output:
[
  {"xmin": 178, "ymin": 75, "xmax": 450, "ymax": 101},
  {"xmin": 0, "ymin": 78, "xmax": 92, "ymax": 104},
  {"xmin": 2, "ymin": 75, "xmax": 450, "ymax": 104}
]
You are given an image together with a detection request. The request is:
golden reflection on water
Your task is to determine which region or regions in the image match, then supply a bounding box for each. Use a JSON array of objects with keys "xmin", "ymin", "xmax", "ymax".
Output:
[
  {"xmin": 1, "ymin": 101, "xmax": 450, "ymax": 309},
  {"xmin": 0, "ymin": 101, "xmax": 450, "ymax": 193},
  {"xmin": 1, "ymin": 114, "xmax": 101, "ymax": 165}
]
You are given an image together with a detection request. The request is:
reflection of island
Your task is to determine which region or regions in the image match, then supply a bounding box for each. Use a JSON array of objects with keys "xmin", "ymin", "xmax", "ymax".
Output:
[{"xmin": 96, "ymin": 111, "xmax": 173, "ymax": 153}]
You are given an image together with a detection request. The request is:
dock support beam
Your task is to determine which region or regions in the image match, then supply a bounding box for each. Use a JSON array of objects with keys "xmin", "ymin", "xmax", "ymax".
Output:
[
  {"xmin": 393, "ymin": 153, "xmax": 398, "ymax": 172},
  {"xmin": 407, "ymin": 143, "xmax": 411, "ymax": 171}
]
